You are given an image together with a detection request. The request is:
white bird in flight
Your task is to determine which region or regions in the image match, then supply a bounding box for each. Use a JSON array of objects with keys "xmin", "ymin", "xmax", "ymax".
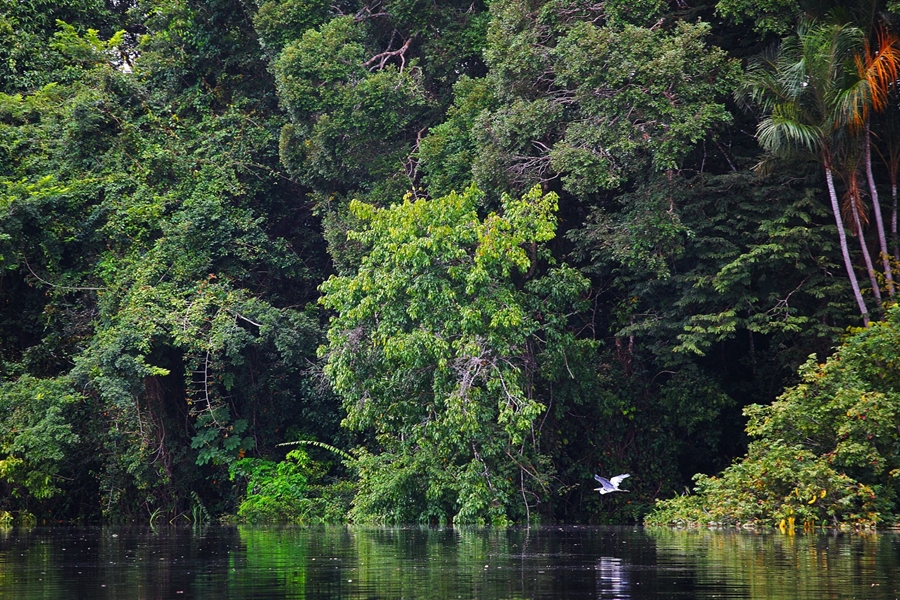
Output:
[{"xmin": 594, "ymin": 474, "xmax": 630, "ymax": 494}]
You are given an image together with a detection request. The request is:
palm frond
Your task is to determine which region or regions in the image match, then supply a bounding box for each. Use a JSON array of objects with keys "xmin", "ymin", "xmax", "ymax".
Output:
[
  {"xmin": 831, "ymin": 75, "xmax": 872, "ymax": 129},
  {"xmin": 736, "ymin": 52, "xmax": 785, "ymax": 110},
  {"xmin": 859, "ymin": 26, "xmax": 900, "ymax": 113},
  {"xmin": 757, "ymin": 112, "xmax": 823, "ymax": 156}
]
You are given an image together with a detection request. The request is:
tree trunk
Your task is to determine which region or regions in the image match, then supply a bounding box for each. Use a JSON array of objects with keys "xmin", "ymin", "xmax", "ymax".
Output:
[
  {"xmin": 849, "ymin": 188, "xmax": 883, "ymax": 313},
  {"xmin": 892, "ymin": 180, "xmax": 898, "ymax": 261},
  {"xmin": 825, "ymin": 165, "xmax": 869, "ymax": 325},
  {"xmin": 864, "ymin": 121, "xmax": 894, "ymax": 296}
]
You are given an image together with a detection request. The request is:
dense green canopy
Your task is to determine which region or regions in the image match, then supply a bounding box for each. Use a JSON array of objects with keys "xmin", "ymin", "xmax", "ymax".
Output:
[{"xmin": 1, "ymin": 0, "xmax": 899, "ymax": 527}]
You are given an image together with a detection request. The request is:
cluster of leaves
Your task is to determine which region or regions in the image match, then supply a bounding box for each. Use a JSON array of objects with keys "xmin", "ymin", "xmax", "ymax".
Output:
[
  {"xmin": 228, "ymin": 445, "xmax": 354, "ymax": 523},
  {"xmin": 263, "ymin": 0, "xmax": 490, "ymax": 206},
  {"xmin": 647, "ymin": 305, "xmax": 900, "ymax": 528},
  {"xmin": 0, "ymin": 376, "xmax": 79, "ymax": 502},
  {"xmin": 418, "ymin": 0, "xmax": 739, "ymax": 200},
  {"xmin": 0, "ymin": 0, "xmax": 133, "ymax": 93},
  {"xmin": 320, "ymin": 185, "xmax": 592, "ymax": 524}
]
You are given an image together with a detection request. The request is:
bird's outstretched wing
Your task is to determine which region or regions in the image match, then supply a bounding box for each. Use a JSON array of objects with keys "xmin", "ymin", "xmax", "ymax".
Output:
[
  {"xmin": 594, "ymin": 474, "xmax": 612, "ymax": 488},
  {"xmin": 610, "ymin": 474, "xmax": 630, "ymax": 487}
]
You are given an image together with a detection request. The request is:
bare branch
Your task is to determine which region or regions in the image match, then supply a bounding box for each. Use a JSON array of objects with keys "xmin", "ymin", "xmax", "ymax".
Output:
[
  {"xmin": 364, "ymin": 35, "xmax": 415, "ymax": 72},
  {"xmin": 229, "ymin": 310, "xmax": 263, "ymax": 328},
  {"xmin": 351, "ymin": 1, "xmax": 388, "ymax": 21}
]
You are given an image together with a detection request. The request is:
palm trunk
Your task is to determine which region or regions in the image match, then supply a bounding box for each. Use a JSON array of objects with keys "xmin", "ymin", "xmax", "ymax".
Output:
[
  {"xmin": 864, "ymin": 122, "xmax": 894, "ymax": 296},
  {"xmin": 825, "ymin": 165, "xmax": 869, "ymax": 325},
  {"xmin": 892, "ymin": 179, "xmax": 898, "ymax": 261},
  {"xmin": 849, "ymin": 188, "xmax": 883, "ymax": 313}
]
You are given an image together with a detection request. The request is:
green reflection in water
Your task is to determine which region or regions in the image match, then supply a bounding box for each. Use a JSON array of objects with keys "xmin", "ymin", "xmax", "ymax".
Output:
[
  {"xmin": 236, "ymin": 526, "xmax": 547, "ymax": 599},
  {"xmin": 234, "ymin": 526, "xmax": 309, "ymax": 596},
  {"xmin": 0, "ymin": 525, "xmax": 898, "ymax": 599},
  {"xmin": 647, "ymin": 528, "xmax": 900, "ymax": 599}
]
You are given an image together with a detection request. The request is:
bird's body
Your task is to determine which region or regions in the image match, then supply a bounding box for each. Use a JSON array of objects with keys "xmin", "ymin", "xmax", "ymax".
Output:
[{"xmin": 594, "ymin": 474, "xmax": 630, "ymax": 494}]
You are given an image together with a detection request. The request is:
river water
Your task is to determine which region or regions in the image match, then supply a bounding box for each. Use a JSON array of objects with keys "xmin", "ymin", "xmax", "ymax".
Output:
[{"xmin": 0, "ymin": 525, "xmax": 897, "ymax": 598}]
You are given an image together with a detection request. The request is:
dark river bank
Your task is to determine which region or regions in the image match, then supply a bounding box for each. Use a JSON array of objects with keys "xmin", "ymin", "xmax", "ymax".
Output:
[{"xmin": 0, "ymin": 525, "xmax": 897, "ymax": 598}]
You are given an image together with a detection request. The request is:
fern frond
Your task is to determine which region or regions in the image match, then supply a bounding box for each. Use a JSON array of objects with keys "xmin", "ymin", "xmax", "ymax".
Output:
[{"xmin": 278, "ymin": 439, "xmax": 356, "ymax": 462}]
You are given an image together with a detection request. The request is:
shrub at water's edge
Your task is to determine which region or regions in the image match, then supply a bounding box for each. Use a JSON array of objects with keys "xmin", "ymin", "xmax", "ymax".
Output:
[
  {"xmin": 228, "ymin": 446, "xmax": 354, "ymax": 524},
  {"xmin": 647, "ymin": 306, "xmax": 900, "ymax": 530}
]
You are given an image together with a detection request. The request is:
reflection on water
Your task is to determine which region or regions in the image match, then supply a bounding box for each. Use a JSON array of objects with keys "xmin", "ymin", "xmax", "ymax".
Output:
[
  {"xmin": 597, "ymin": 556, "xmax": 629, "ymax": 599},
  {"xmin": 648, "ymin": 528, "xmax": 900, "ymax": 599},
  {"xmin": 0, "ymin": 525, "xmax": 896, "ymax": 598}
]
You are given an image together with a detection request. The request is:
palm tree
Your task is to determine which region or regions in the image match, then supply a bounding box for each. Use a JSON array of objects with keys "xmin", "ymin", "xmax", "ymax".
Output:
[
  {"xmin": 835, "ymin": 25, "xmax": 900, "ymax": 297},
  {"xmin": 739, "ymin": 19, "xmax": 871, "ymax": 325}
]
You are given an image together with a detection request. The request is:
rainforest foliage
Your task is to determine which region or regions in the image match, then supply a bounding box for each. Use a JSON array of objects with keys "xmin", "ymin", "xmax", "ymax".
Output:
[
  {"xmin": 2, "ymin": 0, "xmax": 900, "ymax": 526},
  {"xmin": 647, "ymin": 306, "xmax": 900, "ymax": 529}
]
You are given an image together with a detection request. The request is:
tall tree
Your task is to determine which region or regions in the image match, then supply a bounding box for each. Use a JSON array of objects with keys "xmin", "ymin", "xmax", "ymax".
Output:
[
  {"xmin": 835, "ymin": 23, "xmax": 900, "ymax": 297},
  {"xmin": 740, "ymin": 19, "xmax": 872, "ymax": 324},
  {"xmin": 319, "ymin": 186, "xmax": 592, "ymax": 524}
]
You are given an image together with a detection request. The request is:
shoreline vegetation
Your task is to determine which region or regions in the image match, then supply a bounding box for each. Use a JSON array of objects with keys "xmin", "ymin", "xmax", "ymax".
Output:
[
  {"xmin": 646, "ymin": 306, "xmax": 900, "ymax": 531},
  {"xmin": 2, "ymin": 0, "xmax": 900, "ymax": 528}
]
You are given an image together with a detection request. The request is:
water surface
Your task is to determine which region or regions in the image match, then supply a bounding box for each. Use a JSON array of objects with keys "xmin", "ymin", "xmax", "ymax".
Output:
[{"xmin": 0, "ymin": 525, "xmax": 897, "ymax": 598}]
